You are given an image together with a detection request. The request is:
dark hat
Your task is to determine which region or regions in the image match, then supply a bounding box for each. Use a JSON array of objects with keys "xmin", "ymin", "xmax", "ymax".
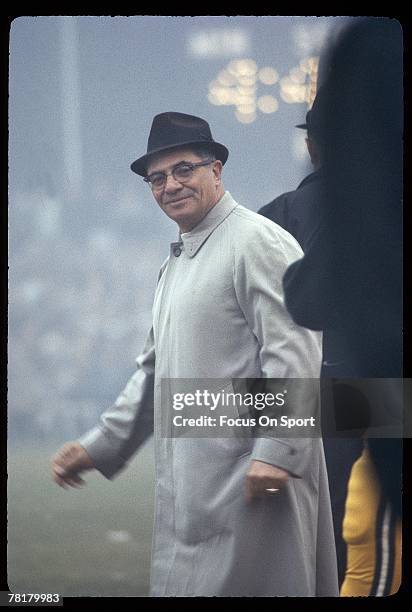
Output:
[{"xmin": 131, "ymin": 112, "xmax": 229, "ymax": 176}]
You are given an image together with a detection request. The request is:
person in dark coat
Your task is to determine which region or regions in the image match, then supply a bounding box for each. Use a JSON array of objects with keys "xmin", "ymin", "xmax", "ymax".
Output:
[
  {"xmin": 258, "ymin": 91, "xmax": 362, "ymax": 587},
  {"xmin": 258, "ymin": 104, "xmax": 323, "ymax": 253},
  {"xmin": 282, "ymin": 17, "xmax": 403, "ymax": 596},
  {"xmin": 282, "ymin": 20, "xmax": 402, "ymax": 380}
]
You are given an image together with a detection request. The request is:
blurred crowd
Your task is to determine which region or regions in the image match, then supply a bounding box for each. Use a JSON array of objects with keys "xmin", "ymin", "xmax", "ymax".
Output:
[{"xmin": 8, "ymin": 184, "xmax": 168, "ymax": 442}]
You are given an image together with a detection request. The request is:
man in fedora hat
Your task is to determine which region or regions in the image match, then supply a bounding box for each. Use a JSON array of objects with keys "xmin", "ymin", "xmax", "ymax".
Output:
[
  {"xmin": 258, "ymin": 90, "xmax": 324, "ymax": 251},
  {"xmin": 51, "ymin": 112, "xmax": 338, "ymax": 597}
]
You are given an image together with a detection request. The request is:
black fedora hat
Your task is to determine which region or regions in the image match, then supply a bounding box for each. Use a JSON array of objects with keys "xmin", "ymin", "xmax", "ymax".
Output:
[{"xmin": 131, "ymin": 112, "xmax": 229, "ymax": 176}]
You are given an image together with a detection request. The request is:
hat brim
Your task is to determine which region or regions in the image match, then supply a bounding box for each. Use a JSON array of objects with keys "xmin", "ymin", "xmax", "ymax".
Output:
[
  {"xmin": 295, "ymin": 123, "xmax": 308, "ymax": 130},
  {"xmin": 131, "ymin": 141, "xmax": 229, "ymax": 176}
]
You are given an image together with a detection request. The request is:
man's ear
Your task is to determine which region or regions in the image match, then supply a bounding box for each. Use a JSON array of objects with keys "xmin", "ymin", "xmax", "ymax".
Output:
[
  {"xmin": 212, "ymin": 160, "xmax": 223, "ymax": 183},
  {"xmin": 306, "ymin": 137, "xmax": 320, "ymax": 167}
]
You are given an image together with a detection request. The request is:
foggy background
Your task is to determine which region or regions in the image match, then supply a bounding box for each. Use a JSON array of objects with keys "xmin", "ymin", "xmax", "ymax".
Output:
[{"xmin": 8, "ymin": 15, "xmax": 347, "ymax": 596}]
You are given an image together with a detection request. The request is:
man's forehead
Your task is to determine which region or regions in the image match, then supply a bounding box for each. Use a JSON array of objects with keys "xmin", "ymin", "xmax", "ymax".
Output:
[{"xmin": 146, "ymin": 147, "xmax": 203, "ymax": 174}]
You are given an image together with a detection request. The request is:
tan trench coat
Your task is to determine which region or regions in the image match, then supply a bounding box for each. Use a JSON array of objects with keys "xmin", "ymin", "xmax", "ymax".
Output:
[{"xmin": 79, "ymin": 192, "xmax": 339, "ymax": 596}]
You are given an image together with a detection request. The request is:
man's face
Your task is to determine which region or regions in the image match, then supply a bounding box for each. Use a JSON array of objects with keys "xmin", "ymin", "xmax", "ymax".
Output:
[{"xmin": 146, "ymin": 147, "xmax": 223, "ymax": 232}]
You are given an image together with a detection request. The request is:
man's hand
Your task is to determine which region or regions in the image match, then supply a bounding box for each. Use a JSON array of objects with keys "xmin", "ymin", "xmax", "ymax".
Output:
[
  {"xmin": 245, "ymin": 460, "xmax": 289, "ymax": 503},
  {"xmin": 51, "ymin": 442, "xmax": 95, "ymax": 489}
]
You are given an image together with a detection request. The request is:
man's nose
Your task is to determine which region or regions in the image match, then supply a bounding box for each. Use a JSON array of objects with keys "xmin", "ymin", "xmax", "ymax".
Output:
[{"xmin": 163, "ymin": 173, "xmax": 183, "ymax": 192}]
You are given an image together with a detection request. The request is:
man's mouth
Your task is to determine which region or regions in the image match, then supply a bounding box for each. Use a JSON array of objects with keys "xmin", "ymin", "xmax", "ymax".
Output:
[{"xmin": 164, "ymin": 196, "xmax": 191, "ymax": 206}]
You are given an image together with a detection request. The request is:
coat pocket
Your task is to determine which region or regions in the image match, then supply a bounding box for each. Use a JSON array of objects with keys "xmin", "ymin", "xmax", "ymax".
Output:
[{"xmin": 172, "ymin": 438, "xmax": 252, "ymax": 544}]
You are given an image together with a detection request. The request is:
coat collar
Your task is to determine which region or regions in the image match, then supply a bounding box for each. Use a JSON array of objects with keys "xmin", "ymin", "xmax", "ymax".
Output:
[
  {"xmin": 176, "ymin": 191, "xmax": 238, "ymax": 258},
  {"xmin": 296, "ymin": 168, "xmax": 322, "ymax": 190}
]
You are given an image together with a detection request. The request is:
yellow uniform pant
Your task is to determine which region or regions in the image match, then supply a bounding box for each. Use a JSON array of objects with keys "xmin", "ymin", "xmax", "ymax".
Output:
[{"xmin": 340, "ymin": 447, "xmax": 402, "ymax": 596}]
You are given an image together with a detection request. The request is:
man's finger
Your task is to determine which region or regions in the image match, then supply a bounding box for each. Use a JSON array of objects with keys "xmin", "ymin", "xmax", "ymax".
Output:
[
  {"xmin": 245, "ymin": 474, "xmax": 286, "ymax": 502},
  {"xmin": 55, "ymin": 475, "xmax": 84, "ymax": 489},
  {"xmin": 244, "ymin": 478, "xmax": 261, "ymax": 503},
  {"xmin": 244, "ymin": 481, "xmax": 253, "ymax": 503},
  {"xmin": 52, "ymin": 462, "xmax": 86, "ymax": 486},
  {"xmin": 67, "ymin": 474, "xmax": 86, "ymax": 486},
  {"xmin": 65, "ymin": 478, "xmax": 85, "ymax": 488},
  {"xmin": 53, "ymin": 465, "xmax": 68, "ymax": 477},
  {"xmin": 53, "ymin": 473, "xmax": 68, "ymax": 489}
]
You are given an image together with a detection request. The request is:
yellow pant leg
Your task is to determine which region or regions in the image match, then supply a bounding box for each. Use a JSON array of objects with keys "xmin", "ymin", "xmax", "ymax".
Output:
[{"xmin": 340, "ymin": 448, "xmax": 401, "ymax": 597}]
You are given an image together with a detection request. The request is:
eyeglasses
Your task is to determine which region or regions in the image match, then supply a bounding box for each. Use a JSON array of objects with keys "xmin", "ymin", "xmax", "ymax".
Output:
[{"xmin": 144, "ymin": 159, "xmax": 215, "ymax": 191}]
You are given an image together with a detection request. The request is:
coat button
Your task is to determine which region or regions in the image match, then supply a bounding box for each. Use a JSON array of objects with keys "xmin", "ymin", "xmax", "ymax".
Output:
[{"xmin": 173, "ymin": 246, "xmax": 182, "ymax": 257}]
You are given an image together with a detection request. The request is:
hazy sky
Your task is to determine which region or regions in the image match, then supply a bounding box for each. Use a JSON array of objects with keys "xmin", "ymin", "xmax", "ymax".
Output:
[{"xmin": 9, "ymin": 16, "xmax": 345, "ymax": 224}]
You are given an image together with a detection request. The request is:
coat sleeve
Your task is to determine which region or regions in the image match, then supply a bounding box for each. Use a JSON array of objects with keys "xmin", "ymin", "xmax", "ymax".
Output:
[
  {"xmin": 77, "ymin": 326, "xmax": 155, "ymax": 479},
  {"xmin": 282, "ymin": 223, "xmax": 343, "ymax": 331},
  {"xmin": 233, "ymin": 220, "xmax": 323, "ymax": 477}
]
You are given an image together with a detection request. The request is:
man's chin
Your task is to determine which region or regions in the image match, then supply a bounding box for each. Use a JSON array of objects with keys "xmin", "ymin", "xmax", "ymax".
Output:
[
  {"xmin": 165, "ymin": 205, "xmax": 188, "ymax": 220},
  {"xmin": 166, "ymin": 209, "xmax": 200, "ymax": 232}
]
